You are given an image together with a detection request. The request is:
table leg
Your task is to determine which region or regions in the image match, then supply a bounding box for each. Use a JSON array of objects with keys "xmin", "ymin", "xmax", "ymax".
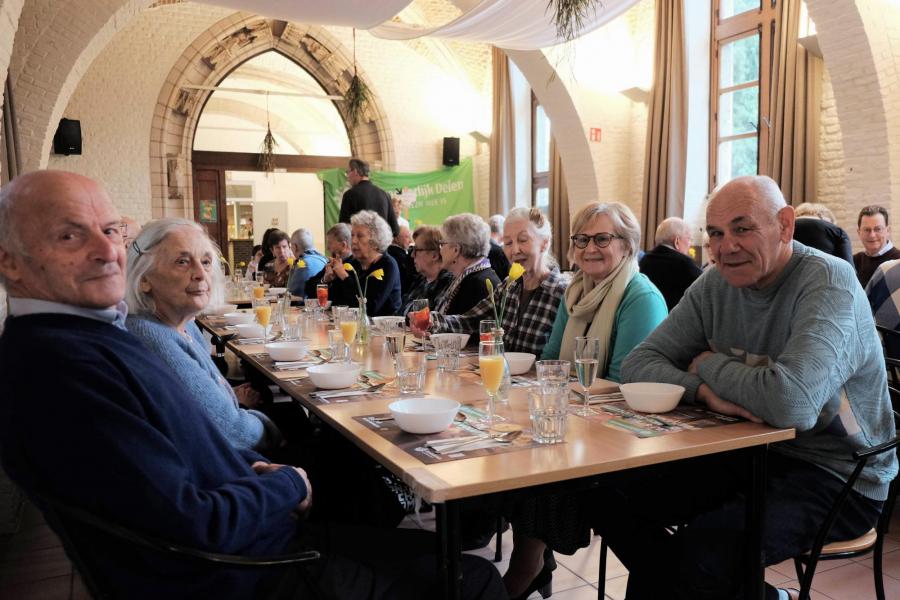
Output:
[
  {"xmin": 436, "ymin": 501, "xmax": 461, "ymax": 600},
  {"xmin": 745, "ymin": 444, "xmax": 768, "ymax": 600}
]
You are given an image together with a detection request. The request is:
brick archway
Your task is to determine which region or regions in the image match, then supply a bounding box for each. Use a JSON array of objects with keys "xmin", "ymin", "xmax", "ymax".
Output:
[{"xmin": 148, "ymin": 14, "xmax": 393, "ymax": 218}]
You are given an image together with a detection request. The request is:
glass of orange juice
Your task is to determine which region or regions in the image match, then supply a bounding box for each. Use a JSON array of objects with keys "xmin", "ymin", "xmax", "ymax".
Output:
[
  {"xmin": 254, "ymin": 304, "xmax": 272, "ymax": 342},
  {"xmin": 338, "ymin": 308, "xmax": 358, "ymax": 359},
  {"xmin": 252, "ymin": 286, "xmax": 265, "ymax": 300},
  {"xmin": 479, "ymin": 339, "xmax": 505, "ymax": 430}
]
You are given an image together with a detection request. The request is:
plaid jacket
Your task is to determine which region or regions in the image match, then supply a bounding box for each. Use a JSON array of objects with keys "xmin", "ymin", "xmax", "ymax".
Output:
[{"xmin": 432, "ymin": 268, "xmax": 567, "ymax": 354}]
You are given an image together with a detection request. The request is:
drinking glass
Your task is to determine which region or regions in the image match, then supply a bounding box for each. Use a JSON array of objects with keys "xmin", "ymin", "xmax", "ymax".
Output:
[
  {"xmin": 528, "ymin": 386, "xmax": 569, "ymax": 444},
  {"xmin": 479, "ymin": 320, "xmax": 499, "ymax": 343},
  {"xmin": 316, "ymin": 284, "xmax": 329, "ymax": 308},
  {"xmin": 254, "ymin": 271, "xmax": 265, "ymax": 286},
  {"xmin": 574, "ymin": 337, "xmax": 601, "ymax": 416},
  {"xmin": 340, "ymin": 308, "xmax": 359, "ymax": 353},
  {"xmin": 252, "ymin": 286, "xmax": 265, "ymax": 301},
  {"xmin": 283, "ymin": 309, "xmax": 302, "ymax": 340},
  {"xmin": 396, "ymin": 352, "xmax": 426, "ymax": 394},
  {"xmin": 478, "ymin": 339, "xmax": 505, "ymax": 429},
  {"xmin": 383, "ymin": 321, "xmax": 406, "ymax": 366},
  {"xmin": 432, "ymin": 335, "xmax": 461, "ymax": 372},
  {"xmin": 409, "ymin": 299, "xmax": 430, "ymax": 349},
  {"xmin": 328, "ymin": 328, "xmax": 347, "ymax": 362},
  {"xmin": 331, "ymin": 305, "xmax": 348, "ymax": 323},
  {"xmin": 536, "ymin": 360, "xmax": 571, "ymax": 392},
  {"xmin": 254, "ymin": 303, "xmax": 272, "ymax": 343}
]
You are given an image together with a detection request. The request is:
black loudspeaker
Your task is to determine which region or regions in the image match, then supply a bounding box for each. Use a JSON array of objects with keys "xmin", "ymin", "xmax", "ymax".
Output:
[
  {"xmin": 442, "ymin": 137, "xmax": 460, "ymax": 166},
  {"xmin": 53, "ymin": 118, "xmax": 82, "ymax": 156}
]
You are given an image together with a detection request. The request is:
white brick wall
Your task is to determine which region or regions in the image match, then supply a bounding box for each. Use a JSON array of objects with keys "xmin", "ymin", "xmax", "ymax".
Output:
[{"xmin": 0, "ymin": 0, "xmax": 25, "ymax": 182}]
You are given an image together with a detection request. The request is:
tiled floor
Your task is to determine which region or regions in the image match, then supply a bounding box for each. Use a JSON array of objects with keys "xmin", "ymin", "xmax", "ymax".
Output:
[{"xmin": 1, "ymin": 500, "xmax": 898, "ymax": 599}]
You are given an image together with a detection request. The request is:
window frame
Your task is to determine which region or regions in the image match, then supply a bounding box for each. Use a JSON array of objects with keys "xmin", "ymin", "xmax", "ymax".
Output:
[
  {"xmin": 531, "ymin": 93, "xmax": 550, "ymax": 211},
  {"xmin": 709, "ymin": 0, "xmax": 779, "ymax": 190}
]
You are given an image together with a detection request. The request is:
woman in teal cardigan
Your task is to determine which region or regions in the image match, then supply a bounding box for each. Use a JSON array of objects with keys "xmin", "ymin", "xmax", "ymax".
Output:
[{"xmin": 503, "ymin": 202, "xmax": 667, "ymax": 599}]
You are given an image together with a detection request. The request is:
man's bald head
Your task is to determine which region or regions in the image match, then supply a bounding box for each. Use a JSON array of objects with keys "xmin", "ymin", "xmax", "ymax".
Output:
[
  {"xmin": 0, "ymin": 170, "xmax": 126, "ymax": 308},
  {"xmin": 704, "ymin": 175, "xmax": 794, "ymax": 289}
]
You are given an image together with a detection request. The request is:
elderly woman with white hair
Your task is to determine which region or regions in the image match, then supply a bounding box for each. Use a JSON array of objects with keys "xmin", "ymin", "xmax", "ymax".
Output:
[
  {"xmin": 502, "ymin": 202, "xmax": 668, "ymax": 599},
  {"xmin": 423, "ymin": 207, "xmax": 567, "ymax": 355},
  {"xmin": 287, "ymin": 227, "xmax": 327, "ymax": 298},
  {"xmin": 323, "ymin": 209, "xmax": 401, "ymax": 316},
  {"xmin": 125, "ymin": 218, "xmax": 282, "ymax": 453},
  {"xmin": 433, "ymin": 213, "xmax": 500, "ymax": 315}
]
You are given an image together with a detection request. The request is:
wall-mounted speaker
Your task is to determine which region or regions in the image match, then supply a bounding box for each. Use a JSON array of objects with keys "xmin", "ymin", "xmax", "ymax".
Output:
[
  {"xmin": 442, "ymin": 137, "xmax": 460, "ymax": 167},
  {"xmin": 53, "ymin": 118, "xmax": 82, "ymax": 156}
]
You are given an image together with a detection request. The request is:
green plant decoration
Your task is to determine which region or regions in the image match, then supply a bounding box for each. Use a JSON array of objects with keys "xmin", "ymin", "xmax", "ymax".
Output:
[
  {"xmin": 258, "ymin": 92, "xmax": 277, "ymax": 175},
  {"xmin": 344, "ymin": 29, "xmax": 370, "ymax": 130},
  {"xmin": 551, "ymin": 0, "xmax": 601, "ymax": 43}
]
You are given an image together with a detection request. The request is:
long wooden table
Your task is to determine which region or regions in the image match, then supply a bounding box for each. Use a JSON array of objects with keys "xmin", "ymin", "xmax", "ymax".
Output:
[{"xmin": 199, "ymin": 317, "xmax": 795, "ymax": 600}]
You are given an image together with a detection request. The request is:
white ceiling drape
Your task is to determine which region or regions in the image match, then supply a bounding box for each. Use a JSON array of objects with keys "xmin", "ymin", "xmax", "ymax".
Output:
[
  {"xmin": 369, "ymin": 0, "xmax": 641, "ymax": 50},
  {"xmin": 197, "ymin": 0, "xmax": 641, "ymax": 50},
  {"xmin": 197, "ymin": 0, "xmax": 413, "ymax": 29}
]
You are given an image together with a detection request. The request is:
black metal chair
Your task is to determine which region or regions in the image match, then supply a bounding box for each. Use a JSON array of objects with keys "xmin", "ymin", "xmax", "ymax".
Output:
[
  {"xmin": 791, "ymin": 406, "xmax": 900, "ymax": 600},
  {"xmin": 32, "ymin": 492, "xmax": 320, "ymax": 600}
]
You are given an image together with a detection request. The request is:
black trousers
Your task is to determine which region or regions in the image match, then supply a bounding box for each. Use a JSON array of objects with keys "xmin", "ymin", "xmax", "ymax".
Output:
[
  {"xmin": 592, "ymin": 452, "xmax": 882, "ymax": 600},
  {"xmin": 265, "ymin": 523, "xmax": 508, "ymax": 599}
]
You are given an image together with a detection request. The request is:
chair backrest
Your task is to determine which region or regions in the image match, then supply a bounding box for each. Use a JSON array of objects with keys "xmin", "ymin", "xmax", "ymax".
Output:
[
  {"xmin": 876, "ymin": 325, "xmax": 900, "ymax": 361},
  {"xmin": 31, "ymin": 491, "xmax": 319, "ymax": 599}
]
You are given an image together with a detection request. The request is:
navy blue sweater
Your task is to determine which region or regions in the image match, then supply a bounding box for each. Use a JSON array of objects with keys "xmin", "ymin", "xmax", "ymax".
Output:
[{"xmin": 0, "ymin": 314, "xmax": 307, "ymax": 599}]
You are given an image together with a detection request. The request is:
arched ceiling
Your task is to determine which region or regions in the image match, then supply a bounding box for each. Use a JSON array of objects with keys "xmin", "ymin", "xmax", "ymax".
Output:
[{"xmin": 193, "ymin": 50, "xmax": 351, "ymax": 156}]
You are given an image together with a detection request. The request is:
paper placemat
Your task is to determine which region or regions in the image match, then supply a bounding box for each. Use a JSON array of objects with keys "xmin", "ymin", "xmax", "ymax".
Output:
[
  {"xmin": 576, "ymin": 400, "xmax": 740, "ymax": 438},
  {"xmin": 354, "ymin": 405, "xmax": 541, "ymax": 464}
]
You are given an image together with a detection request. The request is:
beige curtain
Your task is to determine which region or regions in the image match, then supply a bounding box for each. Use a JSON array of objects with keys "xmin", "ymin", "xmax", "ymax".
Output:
[
  {"xmin": 549, "ymin": 137, "xmax": 570, "ymax": 271},
  {"xmin": 767, "ymin": 0, "xmax": 821, "ymax": 205},
  {"xmin": 490, "ymin": 46, "xmax": 516, "ymax": 215},
  {"xmin": 641, "ymin": 0, "xmax": 687, "ymax": 251}
]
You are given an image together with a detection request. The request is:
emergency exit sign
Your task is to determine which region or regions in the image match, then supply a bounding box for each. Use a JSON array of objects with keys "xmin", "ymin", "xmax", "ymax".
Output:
[{"xmin": 589, "ymin": 127, "xmax": 602, "ymax": 142}]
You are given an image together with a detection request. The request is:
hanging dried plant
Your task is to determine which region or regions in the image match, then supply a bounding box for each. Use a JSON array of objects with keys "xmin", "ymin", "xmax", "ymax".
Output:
[
  {"xmin": 258, "ymin": 92, "xmax": 277, "ymax": 175},
  {"xmin": 344, "ymin": 28, "xmax": 371, "ymax": 131},
  {"xmin": 259, "ymin": 123, "xmax": 277, "ymax": 174},
  {"xmin": 345, "ymin": 74, "xmax": 370, "ymax": 129},
  {"xmin": 550, "ymin": 0, "xmax": 601, "ymax": 43}
]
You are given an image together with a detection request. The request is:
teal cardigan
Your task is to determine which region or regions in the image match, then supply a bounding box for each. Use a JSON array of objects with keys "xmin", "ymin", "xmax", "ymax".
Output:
[{"xmin": 541, "ymin": 273, "xmax": 668, "ymax": 382}]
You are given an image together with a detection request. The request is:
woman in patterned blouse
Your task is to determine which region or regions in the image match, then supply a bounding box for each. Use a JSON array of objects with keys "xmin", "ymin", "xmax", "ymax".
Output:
[{"xmin": 416, "ymin": 207, "xmax": 567, "ymax": 354}]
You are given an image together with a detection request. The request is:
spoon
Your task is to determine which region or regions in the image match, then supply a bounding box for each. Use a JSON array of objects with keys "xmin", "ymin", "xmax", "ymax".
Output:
[{"xmin": 428, "ymin": 429, "xmax": 521, "ymax": 452}]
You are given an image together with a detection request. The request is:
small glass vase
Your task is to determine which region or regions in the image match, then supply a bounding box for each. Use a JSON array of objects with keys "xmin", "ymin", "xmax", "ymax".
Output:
[
  {"xmin": 355, "ymin": 297, "xmax": 370, "ymax": 344},
  {"xmin": 487, "ymin": 326, "xmax": 511, "ymax": 404}
]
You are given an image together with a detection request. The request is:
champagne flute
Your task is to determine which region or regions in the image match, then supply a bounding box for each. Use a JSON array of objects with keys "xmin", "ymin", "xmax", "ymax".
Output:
[
  {"xmin": 574, "ymin": 336, "xmax": 601, "ymax": 416},
  {"xmin": 254, "ymin": 302, "xmax": 272, "ymax": 343},
  {"xmin": 339, "ymin": 308, "xmax": 359, "ymax": 361},
  {"xmin": 384, "ymin": 321, "xmax": 406, "ymax": 368},
  {"xmin": 478, "ymin": 339, "xmax": 505, "ymax": 430},
  {"xmin": 409, "ymin": 299, "xmax": 430, "ymax": 350}
]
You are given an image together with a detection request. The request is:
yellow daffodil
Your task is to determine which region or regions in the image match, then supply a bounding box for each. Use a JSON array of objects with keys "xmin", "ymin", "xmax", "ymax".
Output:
[
  {"xmin": 296, "ymin": 259, "xmax": 306, "ymax": 268},
  {"xmin": 370, "ymin": 268, "xmax": 385, "ymax": 281},
  {"xmin": 485, "ymin": 279, "xmax": 494, "ymax": 295},
  {"xmin": 508, "ymin": 262, "xmax": 526, "ymax": 281},
  {"xmin": 287, "ymin": 257, "xmax": 295, "ymax": 267},
  {"xmin": 238, "ymin": 261, "xmax": 246, "ymax": 268},
  {"xmin": 343, "ymin": 263, "xmax": 354, "ymax": 272}
]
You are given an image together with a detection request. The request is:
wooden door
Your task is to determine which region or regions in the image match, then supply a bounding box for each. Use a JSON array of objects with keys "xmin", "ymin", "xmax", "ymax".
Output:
[{"xmin": 192, "ymin": 168, "xmax": 226, "ymax": 249}]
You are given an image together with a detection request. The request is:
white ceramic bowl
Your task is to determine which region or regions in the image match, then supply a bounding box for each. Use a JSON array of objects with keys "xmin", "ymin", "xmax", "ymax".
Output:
[
  {"xmin": 620, "ymin": 382, "xmax": 685, "ymax": 413},
  {"xmin": 372, "ymin": 316, "xmax": 405, "ymax": 334},
  {"xmin": 234, "ymin": 323, "xmax": 265, "ymax": 339},
  {"xmin": 307, "ymin": 363, "xmax": 360, "ymax": 389},
  {"xmin": 268, "ymin": 287, "xmax": 287, "ymax": 295},
  {"xmin": 505, "ymin": 352, "xmax": 536, "ymax": 375},
  {"xmin": 389, "ymin": 397, "xmax": 461, "ymax": 434},
  {"xmin": 265, "ymin": 341, "xmax": 307, "ymax": 362},
  {"xmin": 204, "ymin": 303, "xmax": 238, "ymax": 316},
  {"xmin": 223, "ymin": 311, "xmax": 255, "ymax": 326},
  {"xmin": 431, "ymin": 332, "xmax": 470, "ymax": 349}
]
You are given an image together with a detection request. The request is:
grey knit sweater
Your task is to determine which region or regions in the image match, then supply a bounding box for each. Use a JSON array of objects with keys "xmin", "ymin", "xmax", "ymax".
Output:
[{"xmin": 622, "ymin": 242, "xmax": 898, "ymax": 500}]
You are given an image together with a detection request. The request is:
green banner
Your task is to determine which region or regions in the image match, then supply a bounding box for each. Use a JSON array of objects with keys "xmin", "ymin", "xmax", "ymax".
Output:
[{"xmin": 317, "ymin": 158, "xmax": 475, "ymax": 232}]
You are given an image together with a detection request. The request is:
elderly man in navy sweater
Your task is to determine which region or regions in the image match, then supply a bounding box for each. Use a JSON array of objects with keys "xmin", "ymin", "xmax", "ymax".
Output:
[{"xmin": 0, "ymin": 171, "xmax": 505, "ymax": 600}]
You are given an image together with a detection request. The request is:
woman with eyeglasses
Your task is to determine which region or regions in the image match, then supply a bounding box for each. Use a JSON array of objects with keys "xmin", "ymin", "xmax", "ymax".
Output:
[
  {"xmin": 540, "ymin": 202, "xmax": 668, "ymax": 380},
  {"xmin": 502, "ymin": 202, "xmax": 667, "ymax": 600},
  {"xmin": 432, "ymin": 213, "xmax": 500, "ymax": 315},
  {"xmin": 399, "ymin": 226, "xmax": 454, "ymax": 316}
]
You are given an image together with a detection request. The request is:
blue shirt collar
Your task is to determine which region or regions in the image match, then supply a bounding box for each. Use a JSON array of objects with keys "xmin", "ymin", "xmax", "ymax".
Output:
[{"xmin": 7, "ymin": 297, "xmax": 129, "ymax": 331}]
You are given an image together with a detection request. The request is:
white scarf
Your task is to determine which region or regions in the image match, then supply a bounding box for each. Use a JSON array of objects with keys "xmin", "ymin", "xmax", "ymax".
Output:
[{"xmin": 558, "ymin": 257, "xmax": 639, "ymax": 372}]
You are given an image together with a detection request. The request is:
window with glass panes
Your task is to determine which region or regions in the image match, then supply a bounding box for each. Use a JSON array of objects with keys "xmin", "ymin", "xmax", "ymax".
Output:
[
  {"xmin": 710, "ymin": 0, "xmax": 779, "ymax": 189},
  {"xmin": 532, "ymin": 94, "xmax": 550, "ymax": 213}
]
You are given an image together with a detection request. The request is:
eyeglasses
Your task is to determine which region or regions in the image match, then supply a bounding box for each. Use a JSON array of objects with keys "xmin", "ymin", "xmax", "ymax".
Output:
[
  {"xmin": 570, "ymin": 233, "xmax": 622, "ymax": 249},
  {"xmin": 411, "ymin": 247, "xmax": 438, "ymax": 255}
]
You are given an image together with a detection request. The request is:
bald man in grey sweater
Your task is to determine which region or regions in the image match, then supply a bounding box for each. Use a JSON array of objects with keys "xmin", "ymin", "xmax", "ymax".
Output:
[{"xmin": 602, "ymin": 176, "xmax": 897, "ymax": 600}]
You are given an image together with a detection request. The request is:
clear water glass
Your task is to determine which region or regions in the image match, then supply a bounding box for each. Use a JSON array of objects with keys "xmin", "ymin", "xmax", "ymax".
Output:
[
  {"xmin": 536, "ymin": 360, "xmax": 571, "ymax": 392},
  {"xmin": 328, "ymin": 328, "xmax": 347, "ymax": 362},
  {"xmin": 574, "ymin": 337, "xmax": 601, "ymax": 416},
  {"xmin": 396, "ymin": 352, "xmax": 426, "ymax": 394},
  {"xmin": 432, "ymin": 335, "xmax": 461, "ymax": 372},
  {"xmin": 528, "ymin": 386, "xmax": 569, "ymax": 444}
]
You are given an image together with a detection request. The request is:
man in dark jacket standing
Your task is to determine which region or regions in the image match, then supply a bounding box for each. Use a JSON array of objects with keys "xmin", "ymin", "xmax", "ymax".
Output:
[
  {"xmin": 639, "ymin": 217, "xmax": 702, "ymax": 311},
  {"xmin": 339, "ymin": 158, "xmax": 399, "ymax": 237}
]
